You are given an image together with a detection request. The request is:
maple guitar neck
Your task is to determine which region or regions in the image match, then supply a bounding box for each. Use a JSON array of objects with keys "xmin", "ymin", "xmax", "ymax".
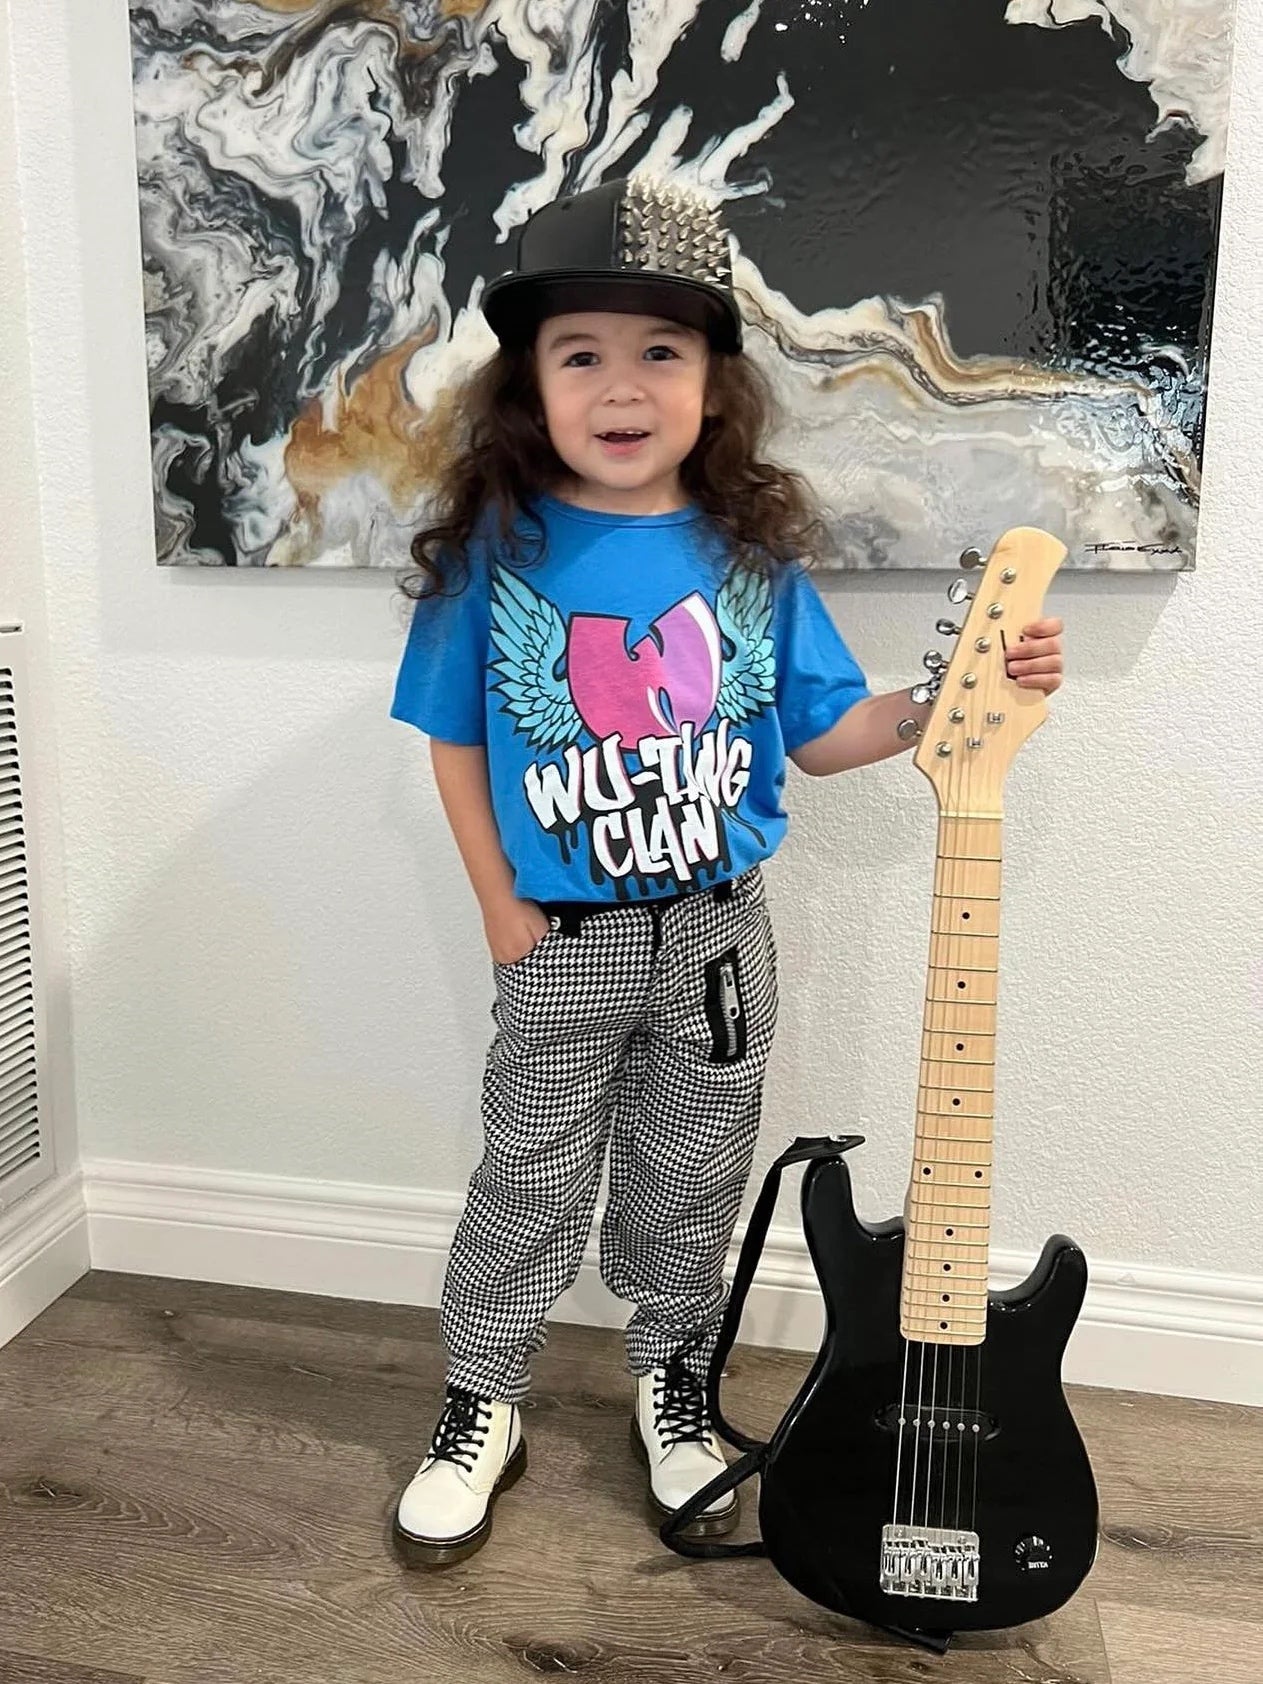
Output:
[
  {"xmin": 900, "ymin": 812, "xmax": 1001, "ymax": 1346},
  {"xmin": 899, "ymin": 525, "xmax": 1067, "ymax": 1348}
]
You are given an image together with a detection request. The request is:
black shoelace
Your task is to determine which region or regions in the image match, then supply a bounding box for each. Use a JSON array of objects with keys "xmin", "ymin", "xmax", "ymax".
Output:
[
  {"xmin": 429, "ymin": 1387, "xmax": 492, "ymax": 1473},
  {"xmin": 653, "ymin": 1358, "xmax": 711, "ymax": 1449}
]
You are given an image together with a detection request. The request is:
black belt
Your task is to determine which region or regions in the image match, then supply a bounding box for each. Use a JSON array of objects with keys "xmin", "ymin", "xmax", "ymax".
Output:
[{"xmin": 540, "ymin": 875, "xmax": 735, "ymax": 939}]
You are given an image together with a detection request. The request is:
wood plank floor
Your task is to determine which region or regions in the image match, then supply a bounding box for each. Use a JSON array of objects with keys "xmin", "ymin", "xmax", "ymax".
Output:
[{"xmin": 0, "ymin": 1271, "xmax": 1258, "ymax": 1684}]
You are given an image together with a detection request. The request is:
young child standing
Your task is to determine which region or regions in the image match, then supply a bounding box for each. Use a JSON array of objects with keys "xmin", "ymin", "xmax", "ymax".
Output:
[{"xmin": 388, "ymin": 177, "xmax": 1064, "ymax": 1567}]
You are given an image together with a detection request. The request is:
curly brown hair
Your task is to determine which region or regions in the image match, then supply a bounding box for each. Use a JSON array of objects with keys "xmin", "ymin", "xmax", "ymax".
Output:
[{"xmin": 397, "ymin": 342, "xmax": 825, "ymax": 600}]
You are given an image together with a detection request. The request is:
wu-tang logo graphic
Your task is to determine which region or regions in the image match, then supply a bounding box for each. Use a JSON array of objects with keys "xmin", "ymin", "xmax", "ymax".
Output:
[{"xmin": 489, "ymin": 568, "xmax": 776, "ymax": 890}]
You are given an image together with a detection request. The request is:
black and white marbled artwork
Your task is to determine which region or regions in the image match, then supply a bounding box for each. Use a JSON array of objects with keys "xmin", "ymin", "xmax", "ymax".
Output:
[{"xmin": 131, "ymin": 1, "xmax": 1234, "ymax": 569}]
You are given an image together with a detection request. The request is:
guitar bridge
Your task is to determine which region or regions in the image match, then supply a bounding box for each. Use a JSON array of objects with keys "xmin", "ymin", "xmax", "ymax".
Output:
[{"xmin": 880, "ymin": 1523, "xmax": 980, "ymax": 1601}]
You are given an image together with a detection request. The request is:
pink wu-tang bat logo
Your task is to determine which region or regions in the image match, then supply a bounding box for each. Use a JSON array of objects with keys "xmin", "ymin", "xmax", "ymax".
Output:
[
  {"xmin": 567, "ymin": 592, "xmax": 722, "ymax": 745},
  {"xmin": 488, "ymin": 567, "xmax": 776, "ymax": 890}
]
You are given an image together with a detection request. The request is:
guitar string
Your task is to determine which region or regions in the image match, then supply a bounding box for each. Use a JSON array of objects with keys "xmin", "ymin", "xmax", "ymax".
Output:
[
  {"xmin": 944, "ymin": 661, "xmax": 977, "ymax": 1541},
  {"xmin": 927, "ymin": 1342, "xmax": 941, "ymax": 1533},
  {"xmin": 963, "ymin": 653, "xmax": 983, "ymax": 1542},
  {"xmin": 939, "ymin": 694, "xmax": 969, "ymax": 1538},
  {"xmin": 970, "ymin": 605, "xmax": 1003, "ymax": 1539},
  {"xmin": 971, "ymin": 1339, "xmax": 983, "ymax": 1534},
  {"xmin": 953, "ymin": 710, "xmax": 974, "ymax": 1535},
  {"xmin": 925, "ymin": 679, "xmax": 965, "ymax": 1540},
  {"xmin": 950, "ymin": 648, "xmax": 992, "ymax": 1543},
  {"xmin": 893, "ymin": 1337, "xmax": 911, "ymax": 1528},
  {"xmin": 949, "ymin": 1342, "xmax": 958, "ymax": 1534},
  {"xmin": 956, "ymin": 1346, "xmax": 967, "ymax": 1534},
  {"xmin": 916, "ymin": 1333, "xmax": 922, "ymax": 1535},
  {"xmin": 895, "ymin": 611, "xmax": 1005, "ymax": 1551},
  {"xmin": 940, "ymin": 1345, "xmax": 950, "ymax": 1531}
]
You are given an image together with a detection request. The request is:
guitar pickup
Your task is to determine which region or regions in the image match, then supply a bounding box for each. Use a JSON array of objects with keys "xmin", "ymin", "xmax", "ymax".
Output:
[{"xmin": 875, "ymin": 1402, "xmax": 998, "ymax": 1443}]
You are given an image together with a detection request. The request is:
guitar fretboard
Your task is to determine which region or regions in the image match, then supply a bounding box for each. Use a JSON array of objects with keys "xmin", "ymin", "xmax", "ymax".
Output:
[{"xmin": 900, "ymin": 815, "xmax": 1000, "ymax": 1346}]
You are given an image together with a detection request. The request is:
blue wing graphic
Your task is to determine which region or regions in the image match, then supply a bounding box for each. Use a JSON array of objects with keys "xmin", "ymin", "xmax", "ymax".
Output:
[
  {"xmin": 489, "ymin": 568, "xmax": 582, "ymax": 751},
  {"xmin": 715, "ymin": 568, "xmax": 775, "ymax": 726}
]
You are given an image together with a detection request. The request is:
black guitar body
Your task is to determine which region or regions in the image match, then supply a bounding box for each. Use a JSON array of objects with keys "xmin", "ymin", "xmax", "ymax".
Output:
[{"xmin": 757, "ymin": 1154, "xmax": 1099, "ymax": 1640}]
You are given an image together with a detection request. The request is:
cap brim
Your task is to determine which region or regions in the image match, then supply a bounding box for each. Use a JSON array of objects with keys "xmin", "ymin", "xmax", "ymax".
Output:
[{"xmin": 482, "ymin": 269, "xmax": 742, "ymax": 352}]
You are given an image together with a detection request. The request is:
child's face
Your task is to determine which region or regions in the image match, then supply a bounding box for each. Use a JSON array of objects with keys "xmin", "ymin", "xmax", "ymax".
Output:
[{"xmin": 533, "ymin": 310, "xmax": 711, "ymax": 513}]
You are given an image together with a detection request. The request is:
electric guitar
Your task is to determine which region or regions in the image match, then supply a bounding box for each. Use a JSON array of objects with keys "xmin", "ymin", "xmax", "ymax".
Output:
[{"xmin": 665, "ymin": 529, "xmax": 1099, "ymax": 1647}]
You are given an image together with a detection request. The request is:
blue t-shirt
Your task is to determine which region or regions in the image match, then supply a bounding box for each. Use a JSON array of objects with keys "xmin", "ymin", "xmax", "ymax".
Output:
[{"xmin": 391, "ymin": 493, "xmax": 870, "ymax": 903}]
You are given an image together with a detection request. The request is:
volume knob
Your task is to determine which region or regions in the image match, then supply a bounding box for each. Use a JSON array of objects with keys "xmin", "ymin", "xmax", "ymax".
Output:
[{"xmin": 1014, "ymin": 1535, "xmax": 1053, "ymax": 1573}]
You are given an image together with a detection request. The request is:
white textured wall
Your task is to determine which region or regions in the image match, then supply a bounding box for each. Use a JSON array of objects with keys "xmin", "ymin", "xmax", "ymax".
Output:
[{"xmin": 5, "ymin": 0, "xmax": 1262, "ymax": 1284}]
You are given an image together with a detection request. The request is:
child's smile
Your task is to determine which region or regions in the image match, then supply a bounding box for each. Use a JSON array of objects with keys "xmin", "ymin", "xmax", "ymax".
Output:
[{"xmin": 596, "ymin": 428, "xmax": 650, "ymax": 458}]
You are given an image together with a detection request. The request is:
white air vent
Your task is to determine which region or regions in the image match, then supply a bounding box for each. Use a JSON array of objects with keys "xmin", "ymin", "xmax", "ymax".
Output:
[{"xmin": 0, "ymin": 623, "xmax": 50, "ymax": 1208}]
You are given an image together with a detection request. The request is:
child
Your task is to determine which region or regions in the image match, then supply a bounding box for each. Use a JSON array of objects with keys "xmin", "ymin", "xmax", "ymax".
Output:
[{"xmin": 388, "ymin": 177, "xmax": 1064, "ymax": 1567}]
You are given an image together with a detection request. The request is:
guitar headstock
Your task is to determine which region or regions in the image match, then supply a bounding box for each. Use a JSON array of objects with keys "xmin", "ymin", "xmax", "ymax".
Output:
[{"xmin": 912, "ymin": 528, "xmax": 1067, "ymax": 813}]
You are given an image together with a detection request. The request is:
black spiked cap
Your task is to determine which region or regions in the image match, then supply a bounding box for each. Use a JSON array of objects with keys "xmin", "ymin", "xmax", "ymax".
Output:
[{"xmin": 482, "ymin": 176, "xmax": 742, "ymax": 353}]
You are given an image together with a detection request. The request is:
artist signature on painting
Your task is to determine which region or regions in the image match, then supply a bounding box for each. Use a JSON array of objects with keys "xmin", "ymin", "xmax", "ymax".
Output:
[{"xmin": 1082, "ymin": 542, "xmax": 1185, "ymax": 556}]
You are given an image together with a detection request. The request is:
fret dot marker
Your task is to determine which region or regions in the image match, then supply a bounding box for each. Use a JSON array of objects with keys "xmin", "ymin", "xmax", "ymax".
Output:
[
  {"xmin": 955, "ymin": 1043, "xmax": 964, "ymax": 1051},
  {"xmin": 945, "ymin": 1228, "xmax": 954, "ymax": 1236}
]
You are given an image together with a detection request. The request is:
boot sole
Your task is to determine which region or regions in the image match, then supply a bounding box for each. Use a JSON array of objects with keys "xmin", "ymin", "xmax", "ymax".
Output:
[
  {"xmin": 390, "ymin": 1437, "xmax": 528, "ymax": 1568},
  {"xmin": 629, "ymin": 1418, "xmax": 741, "ymax": 1539}
]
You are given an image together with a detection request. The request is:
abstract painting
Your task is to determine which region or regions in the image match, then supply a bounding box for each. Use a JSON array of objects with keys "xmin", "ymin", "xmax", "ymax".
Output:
[{"xmin": 131, "ymin": 1, "xmax": 1234, "ymax": 569}]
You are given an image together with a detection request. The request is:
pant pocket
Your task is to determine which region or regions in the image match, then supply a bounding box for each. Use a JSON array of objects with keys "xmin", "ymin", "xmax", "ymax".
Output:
[
  {"xmin": 493, "ymin": 927, "xmax": 557, "ymax": 979},
  {"xmin": 703, "ymin": 947, "xmax": 747, "ymax": 1064}
]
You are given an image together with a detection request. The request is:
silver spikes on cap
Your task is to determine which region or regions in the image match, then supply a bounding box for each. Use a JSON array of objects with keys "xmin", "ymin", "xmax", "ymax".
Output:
[{"xmin": 617, "ymin": 177, "xmax": 733, "ymax": 288}]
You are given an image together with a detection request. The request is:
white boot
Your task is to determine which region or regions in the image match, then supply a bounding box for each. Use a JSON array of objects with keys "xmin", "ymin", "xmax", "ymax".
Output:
[
  {"xmin": 631, "ymin": 1359, "xmax": 739, "ymax": 1537},
  {"xmin": 391, "ymin": 1386, "xmax": 526, "ymax": 1566}
]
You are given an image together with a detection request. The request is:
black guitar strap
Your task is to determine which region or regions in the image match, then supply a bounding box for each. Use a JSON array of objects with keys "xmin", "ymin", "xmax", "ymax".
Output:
[{"xmin": 659, "ymin": 1133, "xmax": 863, "ymax": 1560}]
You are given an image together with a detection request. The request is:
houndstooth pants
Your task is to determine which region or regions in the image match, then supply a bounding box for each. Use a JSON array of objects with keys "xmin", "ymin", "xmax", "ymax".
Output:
[{"xmin": 440, "ymin": 867, "xmax": 779, "ymax": 1403}]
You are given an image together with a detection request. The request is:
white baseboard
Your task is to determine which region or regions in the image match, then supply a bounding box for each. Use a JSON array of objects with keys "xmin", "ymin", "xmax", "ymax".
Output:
[
  {"xmin": 0, "ymin": 1167, "xmax": 91, "ymax": 1347},
  {"xmin": 1, "ymin": 1156, "xmax": 1259, "ymax": 1407}
]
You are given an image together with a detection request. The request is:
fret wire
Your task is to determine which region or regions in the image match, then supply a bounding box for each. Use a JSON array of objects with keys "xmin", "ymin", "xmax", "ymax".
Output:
[
  {"xmin": 910, "ymin": 1138, "xmax": 994, "ymax": 1148},
  {"xmin": 904, "ymin": 1298, "xmax": 989, "ymax": 1307},
  {"xmin": 909, "ymin": 1196, "xmax": 993, "ymax": 1205},
  {"xmin": 902, "ymin": 1266, "xmax": 996, "ymax": 1279},
  {"xmin": 914, "ymin": 1123, "xmax": 995, "ymax": 1133},
  {"xmin": 903, "ymin": 1247, "xmax": 991, "ymax": 1260}
]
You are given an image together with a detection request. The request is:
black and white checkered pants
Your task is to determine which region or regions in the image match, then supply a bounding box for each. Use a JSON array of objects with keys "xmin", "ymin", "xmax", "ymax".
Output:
[{"xmin": 440, "ymin": 867, "xmax": 778, "ymax": 1403}]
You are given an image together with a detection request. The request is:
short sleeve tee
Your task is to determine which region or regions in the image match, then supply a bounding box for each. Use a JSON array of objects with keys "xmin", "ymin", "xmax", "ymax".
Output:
[{"xmin": 391, "ymin": 493, "xmax": 869, "ymax": 903}]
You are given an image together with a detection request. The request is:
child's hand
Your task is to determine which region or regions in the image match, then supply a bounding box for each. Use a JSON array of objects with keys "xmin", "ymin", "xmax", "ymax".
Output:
[
  {"xmin": 484, "ymin": 896, "xmax": 552, "ymax": 966},
  {"xmin": 1006, "ymin": 617, "xmax": 1064, "ymax": 694}
]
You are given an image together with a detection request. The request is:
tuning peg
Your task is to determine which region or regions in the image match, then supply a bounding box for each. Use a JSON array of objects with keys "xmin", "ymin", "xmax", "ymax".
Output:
[
  {"xmin": 910, "ymin": 681, "xmax": 938, "ymax": 706},
  {"xmin": 923, "ymin": 650, "xmax": 947, "ymax": 672},
  {"xmin": 959, "ymin": 546, "xmax": 985, "ymax": 569},
  {"xmin": 936, "ymin": 619, "xmax": 962, "ymax": 638},
  {"xmin": 947, "ymin": 578, "xmax": 973, "ymax": 605}
]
